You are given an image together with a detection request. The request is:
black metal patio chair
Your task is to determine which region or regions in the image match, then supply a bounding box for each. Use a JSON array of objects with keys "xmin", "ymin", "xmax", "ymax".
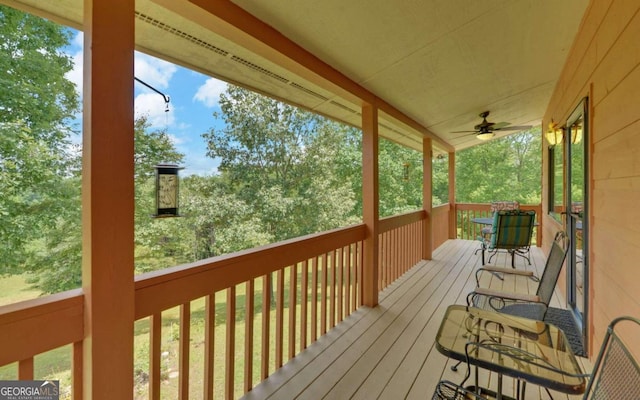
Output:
[
  {"xmin": 468, "ymin": 231, "xmax": 569, "ymax": 321},
  {"xmin": 582, "ymin": 316, "xmax": 640, "ymax": 399}
]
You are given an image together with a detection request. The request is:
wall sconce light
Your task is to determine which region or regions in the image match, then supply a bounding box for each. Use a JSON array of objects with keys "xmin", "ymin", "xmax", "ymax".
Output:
[
  {"xmin": 545, "ymin": 120, "xmax": 564, "ymax": 146},
  {"xmin": 571, "ymin": 123, "xmax": 583, "ymax": 144},
  {"xmin": 403, "ymin": 162, "xmax": 410, "ymax": 181},
  {"xmin": 154, "ymin": 164, "xmax": 183, "ymax": 218}
]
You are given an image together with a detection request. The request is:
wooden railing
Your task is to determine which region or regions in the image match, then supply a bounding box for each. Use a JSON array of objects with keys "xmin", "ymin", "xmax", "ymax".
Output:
[
  {"xmin": 3, "ymin": 205, "xmax": 528, "ymax": 399},
  {"xmin": 432, "ymin": 204, "xmax": 452, "ymax": 249},
  {"xmin": 455, "ymin": 203, "xmax": 543, "ymax": 245},
  {"xmin": 0, "ymin": 289, "xmax": 84, "ymax": 397},
  {"xmin": 378, "ymin": 210, "xmax": 425, "ymax": 291},
  {"xmin": 134, "ymin": 224, "xmax": 367, "ymax": 399}
]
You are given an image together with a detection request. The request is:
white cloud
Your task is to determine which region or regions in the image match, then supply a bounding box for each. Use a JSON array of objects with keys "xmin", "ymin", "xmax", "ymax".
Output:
[
  {"xmin": 181, "ymin": 153, "xmax": 220, "ymax": 176},
  {"xmin": 134, "ymin": 53, "xmax": 176, "ymax": 89},
  {"xmin": 193, "ymin": 78, "xmax": 227, "ymax": 107},
  {"xmin": 65, "ymin": 32, "xmax": 84, "ymax": 97},
  {"xmin": 135, "ymin": 92, "xmax": 175, "ymax": 129}
]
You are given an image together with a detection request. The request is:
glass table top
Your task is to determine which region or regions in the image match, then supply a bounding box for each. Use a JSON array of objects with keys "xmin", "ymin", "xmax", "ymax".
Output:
[{"xmin": 436, "ymin": 305, "xmax": 586, "ymax": 395}]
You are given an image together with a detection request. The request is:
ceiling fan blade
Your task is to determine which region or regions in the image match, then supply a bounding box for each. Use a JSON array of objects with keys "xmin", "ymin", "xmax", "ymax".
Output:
[
  {"xmin": 494, "ymin": 125, "xmax": 532, "ymax": 131},
  {"xmin": 491, "ymin": 122, "xmax": 510, "ymax": 130},
  {"xmin": 451, "ymin": 130, "xmax": 478, "ymax": 133}
]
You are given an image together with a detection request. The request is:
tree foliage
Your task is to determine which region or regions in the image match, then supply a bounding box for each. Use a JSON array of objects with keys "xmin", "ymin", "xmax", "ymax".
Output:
[
  {"xmin": 455, "ymin": 129, "xmax": 541, "ymax": 204},
  {"xmin": 378, "ymin": 139, "xmax": 423, "ymax": 216},
  {"xmin": 0, "ymin": 6, "xmax": 79, "ymax": 272},
  {"xmin": 203, "ymin": 86, "xmax": 360, "ymax": 241},
  {"xmin": 26, "ymin": 116, "xmax": 184, "ymax": 291}
]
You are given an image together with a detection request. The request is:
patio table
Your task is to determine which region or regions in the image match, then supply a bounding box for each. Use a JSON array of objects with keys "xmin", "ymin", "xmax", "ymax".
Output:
[
  {"xmin": 435, "ymin": 305, "xmax": 586, "ymax": 400},
  {"xmin": 471, "ymin": 216, "xmax": 494, "ymax": 226},
  {"xmin": 471, "ymin": 217, "xmax": 540, "ymax": 227}
]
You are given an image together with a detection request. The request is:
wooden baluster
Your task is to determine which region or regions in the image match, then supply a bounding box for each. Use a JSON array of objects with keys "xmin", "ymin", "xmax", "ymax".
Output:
[
  {"xmin": 321, "ymin": 254, "xmax": 328, "ymax": 335},
  {"xmin": 351, "ymin": 243, "xmax": 358, "ymax": 312},
  {"xmin": 204, "ymin": 293, "xmax": 215, "ymax": 400},
  {"xmin": 300, "ymin": 260, "xmax": 309, "ymax": 350},
  {"xmin": 392, "ymin": 229, "xmax": 398, "ymax": 282},
  {"xmin": 18, "ymin": 357, "xmax": 33, "ymax": 380},
  {"xmin": 311, "ymin": 256, "xmax": 319, "ymax": 342},
  {"xmin": 357, "ymin": 241, "xmax": 363, "ymax": 307},
  {"xmin": 329, "ymin": 250, "xmax": 336, "ymax": 329},
  {"xmin": 378, "ymin": 232, "xmax": 390, "ymax": 291},
  {"xmin": 150, "ymin": 314, "xmax": 161, "ymax": 400},
  {"xmin": 345, "ymin": 246, "xmax": 351, "ymax": 318},
  {"xmin": 261, "ymin": 275, "xmax": 271, "ymax": 380},
  {"xmin": 401, "ymin": 226, "xmax": 404, "ymax": 274},
  {"xmin": 244, "ymin": 279, "xmax": 255, "ymax": 392},
  {"xmin": 275, "ymin": 269, "xmax": 284, "ymax": 369},
  {"xmin": 391, "ymin": 229, "xmax": 396, "ymax": 283},
  {"xmin": 73, "ymin": 341, "xmax": 83, "ymax": 400},
  {"xmin": 179, "ymin": 302, "xmax": 190, "ymax": 400},
  {"xmin": 288, "ymin": 263, "xmax": 297, "ymax": 360},
  {"xmin": 226, "ymin": 286, "xmax": 236, "ymax": 399},
  {"xmin": 337, "ymin": 248, "xmax": 343, "ymax": 322},
  {"xmin": 408, "ymin": 224, "xmax": 412, "ymax": 270},
  {"xmin": 378, "ymin": 233, "xmax": 384, "ymax": 290}
]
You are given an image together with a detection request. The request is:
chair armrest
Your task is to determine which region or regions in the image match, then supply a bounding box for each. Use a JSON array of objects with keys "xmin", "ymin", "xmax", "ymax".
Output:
[
  {"xmin": 476, "ymin": 266, "xmax": 536, "ymax": 286},
  {"xmin": 471, "ymin": 287, "xmax": 541, "ymax": 303}
]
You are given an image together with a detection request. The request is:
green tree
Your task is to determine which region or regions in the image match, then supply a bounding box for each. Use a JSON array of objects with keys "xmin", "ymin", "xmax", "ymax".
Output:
[
  {"xmin": 203, "ymin": 86, "xmax": 359, "ymax": 243},
  {"xmin": 455, "ymin": 128, "xmax": 541, "ymax": 204},
  {"xmin": 432, "ymin": 155, "xmax": 449, "ymax": 206},
  {"xmin": 0, "ymin": 6, "xmax": 79, "ymax": 272},
  {"xmin": 129, "ymin": 117, "xmax": 185, "ymax": 274},
  {"xmin": 27, "ymin": 117, "xmax": 183, "ymax": 292},
  {"xmin": 179, "ymin": 175, "xmax": 271, "ymax": 259},
  {"xmin": 378, "ymin": 138, "xmax": 423, "ymax": 217}
]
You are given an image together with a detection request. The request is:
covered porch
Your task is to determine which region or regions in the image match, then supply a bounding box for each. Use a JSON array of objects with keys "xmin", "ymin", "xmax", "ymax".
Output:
[{"xmin": 2, "ymin": 0, "xmax": 640, "ymax": 399}]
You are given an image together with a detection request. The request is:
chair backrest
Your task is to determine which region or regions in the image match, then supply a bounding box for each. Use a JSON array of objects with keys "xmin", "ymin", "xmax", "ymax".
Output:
[
  {"xmin": 535, "ymin": 231, "xmax": 569, "ymax": 305},
  {"xmin": 583, "ymin": 316, "xmax": 640, "ymax": 399},
  {"xmin": 490, "ymin": 209, "xmax": 535, "ymax": 250}
]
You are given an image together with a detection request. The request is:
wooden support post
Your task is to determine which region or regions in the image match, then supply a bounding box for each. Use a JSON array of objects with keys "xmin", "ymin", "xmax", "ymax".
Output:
[
  {"xmin": 423, "ymin": 138, "xmax": 433, "ymax": 260},
  {"xmin": 448, "ymin": 151, "xmax": 457, "ymax": 239},
  {"xmin": 362, "ymin": 103, "xmax": 379, "ymax": 307},
  {"xmin": 82, "ymin": 0, "xmax": 135, "ymax": 398}
]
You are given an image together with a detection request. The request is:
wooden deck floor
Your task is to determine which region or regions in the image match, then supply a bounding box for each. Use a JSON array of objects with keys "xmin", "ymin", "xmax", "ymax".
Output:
[{"xmin": 242, "ymin": 239, "xmax": 590, "ymax": 400}]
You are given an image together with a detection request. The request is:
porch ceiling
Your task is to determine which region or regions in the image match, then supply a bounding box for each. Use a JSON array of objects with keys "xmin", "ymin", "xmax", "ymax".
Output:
[{"xmin": 5, "ymin": 0, "xmax": 588, "ymax": 153}]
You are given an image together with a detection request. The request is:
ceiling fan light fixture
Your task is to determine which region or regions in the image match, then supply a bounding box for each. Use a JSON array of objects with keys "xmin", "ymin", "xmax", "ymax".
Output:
[{"xmin": 476, "ymin": 131, "xmax": 495, "ymax": 141}]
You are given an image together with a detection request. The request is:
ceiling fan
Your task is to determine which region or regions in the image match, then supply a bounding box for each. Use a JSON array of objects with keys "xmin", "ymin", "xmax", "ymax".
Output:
[{"xmin": 453, "ymin": 111, "xmax": 532, "ymax": 140}]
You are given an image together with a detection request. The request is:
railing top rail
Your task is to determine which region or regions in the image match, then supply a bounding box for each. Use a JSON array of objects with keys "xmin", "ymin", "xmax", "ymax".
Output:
[
  {"xmin": 0, "ymin": 289, "xmax": 84, "ymax": 366},
  {"xmin": 379, "ymin": 210, "xmax": 425, "ymax": 233},
  {"xmin": 134, "ymin": 224, "xmax": 367, "ymax": 319}
]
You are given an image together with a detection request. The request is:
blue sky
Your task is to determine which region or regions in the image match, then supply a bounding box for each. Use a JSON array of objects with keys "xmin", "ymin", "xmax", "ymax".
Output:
[{"xmin": 64, "ymin": 30, "xmax": 227, "ymax": 176}]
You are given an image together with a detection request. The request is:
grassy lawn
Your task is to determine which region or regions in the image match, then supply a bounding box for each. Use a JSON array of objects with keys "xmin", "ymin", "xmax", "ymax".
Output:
[{"xmin": 0, "ymin": 274, "xmax": 42, "ymax": 306}]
